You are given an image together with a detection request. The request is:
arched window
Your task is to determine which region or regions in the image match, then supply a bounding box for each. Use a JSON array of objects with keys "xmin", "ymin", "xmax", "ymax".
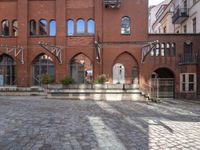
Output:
[
  {"xmin": 0, "ymin": 54, "xmax": 16, "ymax": 86},
  {"xmin": 32, "ymin": 54, "xmax": 54, "ymax": 85},
  {"xmin": 30, "ymin": 20, "xmax": 36, "ymax": 36},
  {"xmin": 77, "ymin": 19, "xmax": 85, "ymax": 34},
  {"xmin": 165, "ymin": 43, "xmax": 170, "ymax": 56},
  {"xmin": 67, "ymin": 19, "xmax": 74, "ymax": 36},
  {"xmin": 160, "ymin": 43, "xmax": 165, "ymax": 56},
  {"xmin": 171, "ymin": 43, "xmax": 176, "ymax": 56},
  {"xmin": 1, "ymin": 20, "xmax": 10, "ymax": 36},
  {"xmin": 12, "ymin": 20, "xmax": 18, "ymax": 37},
  {"xmin": 121, "ymin": 16, "xmax": 131, "ymax": 34},
  {"xmin": 39, "ymin": 19, "xmax": 48, "ymax": 35},
  {"xmin": 155, "ymin": 43, "xmax": 160, "ymax": 56},
  {"xmin": 49, "ymin": 20, "xmax": 56, "ymax": 36},
  {"xmin": 87, "ymin": 19, "xmax": 95, "ymax": 34}
]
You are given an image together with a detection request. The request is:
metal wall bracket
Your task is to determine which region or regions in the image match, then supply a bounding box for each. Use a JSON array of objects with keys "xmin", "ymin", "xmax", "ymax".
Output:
[
  {"xmin": 38, "ymin": 42, "xmax": 63, "ymax": 64},
  {"xmin": 141, "ymin": 40, "xmax": 159, "ymax": 63},
  {"xmin": 0, "ymin": 45, "xmax": 24, "ymax": 64}
]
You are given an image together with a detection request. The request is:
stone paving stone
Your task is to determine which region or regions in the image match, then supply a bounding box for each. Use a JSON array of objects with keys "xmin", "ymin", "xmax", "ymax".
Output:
[{"xmin": 0, "ymin": 96, "xmax": 200, "ymax": 150}]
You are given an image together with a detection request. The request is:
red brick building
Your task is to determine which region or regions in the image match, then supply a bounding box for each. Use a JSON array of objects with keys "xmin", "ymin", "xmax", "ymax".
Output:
[{"xmin": 0, "ymin": 0, "xmax": 199, "ymax": 99}]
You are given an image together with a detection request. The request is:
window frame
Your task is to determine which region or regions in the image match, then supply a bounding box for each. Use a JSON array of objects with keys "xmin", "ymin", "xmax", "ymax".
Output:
[
  {"xmin": 67, "ymin": 19, "xmax": 74, "ymax": 36},
  {"xmin": 180, "ymin": 73, "xmax": 196, "ymax": 93},
  {"xmin": 121, "ymin": 16, "xmax": 131, "ymax": 35},
  {"xmin": 76, "ymin": 18, "xmax": 85, "ymax": 34},
  {"xmin": 49, "ymin": 19, "xmax": 56, "ymax": 36}
]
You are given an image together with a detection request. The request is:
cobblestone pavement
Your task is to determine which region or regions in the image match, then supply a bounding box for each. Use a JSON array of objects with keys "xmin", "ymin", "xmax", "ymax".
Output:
[{"xmin": 0, "ymin": 96, "xmax": 200, "ymax": 150}]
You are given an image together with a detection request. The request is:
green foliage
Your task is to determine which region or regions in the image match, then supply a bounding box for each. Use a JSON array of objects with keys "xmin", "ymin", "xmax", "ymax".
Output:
[
  {"xmin": 95, "ymin": 74, "xmax": 107, "ymax": 84},
  {"xmin": 61, "ymin": 76, "xmax": 76, "ymax": 85},
  {"xmin": 39, "ymin": 74, "xmax": 54, "ymax": 85}
]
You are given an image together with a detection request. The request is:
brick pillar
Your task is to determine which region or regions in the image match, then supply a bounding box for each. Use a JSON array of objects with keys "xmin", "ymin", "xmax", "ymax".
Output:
[
  {"xmin": 55, "ymin": 0, "xmax": 66, "ymax": 83},
  {"xmin": 16, "ymin": 0, "xmax": 29, "ymax": 87}
]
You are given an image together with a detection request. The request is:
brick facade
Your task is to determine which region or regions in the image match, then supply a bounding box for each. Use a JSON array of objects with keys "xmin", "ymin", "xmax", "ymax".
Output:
[{"xmin": 0, "ymin": 0, "xmax": 199, "ymax": 99}]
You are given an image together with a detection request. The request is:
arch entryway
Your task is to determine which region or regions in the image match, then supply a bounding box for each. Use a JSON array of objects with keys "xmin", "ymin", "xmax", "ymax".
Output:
[
  {"xmin": 112, "ymin": 52, "xmax": 139, "ymax": 84},
  {"xmin": 0, "ymin": 54, "xmax": 16, "ymax": 86},
  {"xmin": 32, "ymin": 54, "xmax": 55, "ymax": 85},
  {"xmin": 113, "ymin": 63, "xmax": 125, "ymax": 84},
  {"xmin": 69, "ymin": 53, "xmax": 93, "ymax": 84},
  {"xmin": 152, "ymin": 68, "xmax": 175, "ymax": 98}
]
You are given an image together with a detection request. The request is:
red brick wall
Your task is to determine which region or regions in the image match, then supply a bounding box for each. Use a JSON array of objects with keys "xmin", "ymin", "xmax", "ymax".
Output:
[{"xmin": 0, "ymin": 0, "xmax": 199, "ymax": 99}]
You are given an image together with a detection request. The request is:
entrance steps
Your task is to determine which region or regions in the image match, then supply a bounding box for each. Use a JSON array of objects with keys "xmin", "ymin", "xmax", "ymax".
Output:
[
  {"xmin": 0, "ymin": 86, "xmax": 45, "ymax": 96},
  {"xmin": 0, "ymin": 84, "xmax": 154, "ymax": 102},
  {"xmin": 47, "ymin": 84, "xmax": 147, "ymax": 101}
]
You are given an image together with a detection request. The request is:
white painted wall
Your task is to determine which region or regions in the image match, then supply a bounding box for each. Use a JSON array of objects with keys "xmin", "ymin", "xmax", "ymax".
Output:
[{"xmin": 150, "ymin": 0, "xmax": 200, "ymax": 33}]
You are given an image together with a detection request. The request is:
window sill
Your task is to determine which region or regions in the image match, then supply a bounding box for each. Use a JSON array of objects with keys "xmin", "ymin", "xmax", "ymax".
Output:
[
  {"xmin": 67, "ymin": 34, "xmax": 95, "ymax": 37},
  {"xmin": 121, "ymin": 33, "xmax": 131, "ymax": 36},
  {"xmin": 29, "ymin": 36, "xmax": 56, "ymax": 38},
  {"xmin": 0, "ymin": 36, "xmax": 17, "ymax": 38}
]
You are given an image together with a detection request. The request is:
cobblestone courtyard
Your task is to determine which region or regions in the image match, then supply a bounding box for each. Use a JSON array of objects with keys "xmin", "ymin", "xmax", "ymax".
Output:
[{"xmin": 0, "ymin": 96, "xmax": 200, "ymax": 150}]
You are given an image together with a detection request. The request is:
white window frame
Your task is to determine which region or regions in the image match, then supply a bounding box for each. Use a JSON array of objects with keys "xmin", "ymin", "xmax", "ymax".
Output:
[{"xmin": 180, "ymin": 73, "xmax": 196, "ymax": 92}]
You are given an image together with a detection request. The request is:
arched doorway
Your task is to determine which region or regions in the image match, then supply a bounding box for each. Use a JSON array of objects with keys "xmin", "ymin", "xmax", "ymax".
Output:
[
  {"xmin": 113, "ymin": 63, "xmax": 125, "ymax": 84},
  {"xmin": 0, "ymin": 54, "xmax": 16, "ymax": 86},
  {"xmin": 70, "ymin": 54, "xmax": 93, "ymax": 84},
  {"xmin": 32, "ymin": 54, "xmax": 54, "ymax": 85},
  {"xmin": 152, "ymin": 68, "xmax": 175, "ymax": 98},
  {"xmin": 113, "ymin": 52, "xmax": 139, "ymax": 84}
]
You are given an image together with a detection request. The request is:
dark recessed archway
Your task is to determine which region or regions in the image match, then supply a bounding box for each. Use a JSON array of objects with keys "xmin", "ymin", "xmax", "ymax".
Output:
[
  {"xmin": 153, "ymin": 68, "xmax": 174, "ymax": 78},
  {"xmin": 152, "ymin": 68, "xmax": 175, "ymax": 98}
]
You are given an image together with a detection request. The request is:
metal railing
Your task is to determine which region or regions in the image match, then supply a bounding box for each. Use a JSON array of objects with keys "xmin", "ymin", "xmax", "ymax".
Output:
[
  {"xmin": 104, "ymin": 0, "xmax": 121, "ymax": 8},
  {"xmin": 179, "ymin": 54, "xmax": 198, "ymax": 65},
  {"xmin": 140, "ymin": 83, "xmax": 156, "ymax": 101}
]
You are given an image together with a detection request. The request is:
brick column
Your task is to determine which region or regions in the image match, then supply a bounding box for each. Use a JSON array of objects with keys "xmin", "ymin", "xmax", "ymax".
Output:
[
  {"xmin": 55, "ymin": 0, "xmax": 66, "ymax": 83},
  {"xmin": 17, "ymin": 0, "xmax": 29, "ymax": 87}
]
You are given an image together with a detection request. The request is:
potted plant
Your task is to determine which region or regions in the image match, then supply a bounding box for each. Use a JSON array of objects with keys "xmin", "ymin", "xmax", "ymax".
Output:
[
  {"xmin": 60, "ymin": 76, "xmax": 76, "ymax": 88},
  {"xmin": 94, "ymin": 74, "xmax": 108, "ymax": 89},
  {"xmin": 39, "ymin": 74, "xmax": 54, "ymax": 89}
]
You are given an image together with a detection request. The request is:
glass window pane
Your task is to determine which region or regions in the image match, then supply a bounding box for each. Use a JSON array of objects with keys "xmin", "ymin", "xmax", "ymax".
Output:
[
  {"xmin": 30, "ymin": 20, "xmax": 36, "ymax": 35},
  {"xmin": 182, "ymin": 74, "xmax": 186, "ymax": 82},
  {"xmin": 189, "ymin": 83, "xmax": 194, "ymax": 91},
  {"xmin": 189, "ymin": 74, "xmax": 194, "ymax": 82},
  {"xmin": 121, "ymin": 17, "xmax": 130, "ymax": 34},
  {"xmin": 39, "ymin": 19, "xmax": 48, "ymax": 35},
  {"xmin": 87, "ymin": 19, "xmax": 95, "ymax": 34},
  {"xmin": 182, "ymin": 83, "xmax": 185, "ymax": 91},
  {"xmin": 2, "ymin": 20, "xmax": 9, "ymax": 36},
  {"xmin": 67, "ymin": 20, "xmax": 74, "ymax": 36},
  {"xmin": 49, "ymin": 20, "xmax": 56, "ymax": 36},
  {"xmin": 77, "ymin": 19, "xmax": 85, "ymax": 34}
]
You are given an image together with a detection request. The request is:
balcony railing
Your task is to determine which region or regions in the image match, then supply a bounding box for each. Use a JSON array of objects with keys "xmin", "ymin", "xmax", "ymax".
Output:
[
  {"xmin": 172, "ymin": 8, "xmax": 189, "ymax": 24},
  {"xmin": 104, "ymin": 0, "xmax": 121, "ymax": 8},
  {"xmin": 179, "ymin": 54, "xmax": 198, "ymax": 65}
]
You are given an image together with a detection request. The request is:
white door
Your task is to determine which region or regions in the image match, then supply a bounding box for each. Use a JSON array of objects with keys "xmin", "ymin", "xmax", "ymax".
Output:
[{"xmin": 113, "ymin": 63, "xmax": 125, "ymax": 84}]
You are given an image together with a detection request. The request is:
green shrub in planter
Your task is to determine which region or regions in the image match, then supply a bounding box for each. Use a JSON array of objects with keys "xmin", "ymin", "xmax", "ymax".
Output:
[
  {"xmin": 39, "ymin": 74, "xmax": 54, "ymax": 85},
  {"xmin": 95, "ymin": 74, "xmax": 107, "ymax": 84},
  {"xmin": 61, "ymin": 76, "xmax": 76, "ymax": 85}
]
